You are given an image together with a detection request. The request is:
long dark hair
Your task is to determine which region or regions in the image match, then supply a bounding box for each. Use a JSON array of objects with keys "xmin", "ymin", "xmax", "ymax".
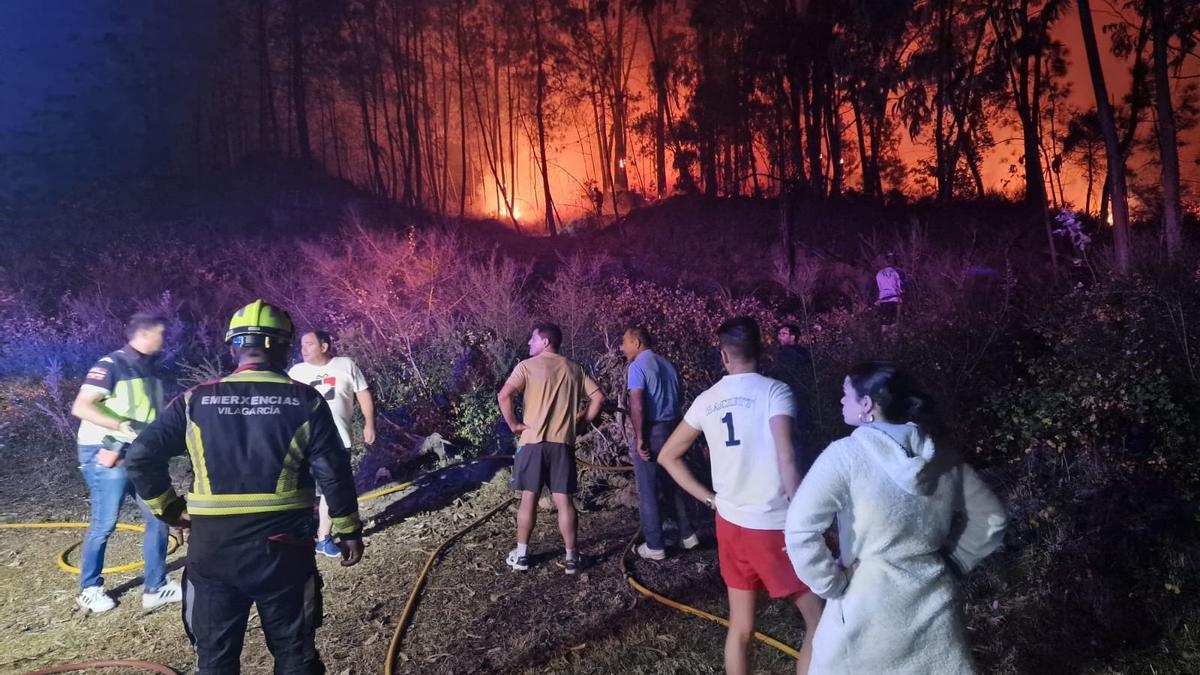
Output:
[
  {"xmin": 849, "ymin": 361, "xmax": 960, "ymax": 477},
  {"xmin": 847, "ymin": 361, "xmax": 941, "ymax": 438}
]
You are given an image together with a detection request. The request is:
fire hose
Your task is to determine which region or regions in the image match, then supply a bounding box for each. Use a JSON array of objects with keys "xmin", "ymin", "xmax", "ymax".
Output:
[
  {"xmin": 24, "ymin": 660, "xmax": 179, "ymax": 675},
  {"xmin": 379, "ymin": 458, "xmax": 799, "ymax": 672},
  {"xmin": 618, "ymin": 529, "xmax": 800, "ymax": 658},
  {"xmin": 3, "ymin": 453, "xmax": 800, "ymax": 672}
]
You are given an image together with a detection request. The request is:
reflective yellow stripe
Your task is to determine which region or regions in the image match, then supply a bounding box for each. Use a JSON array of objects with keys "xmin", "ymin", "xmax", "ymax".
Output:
[
  {"xmin": 144, "ymin": 488, "xmax": 181, "ymax": 516},
  {"xmin": 188, "ymin": 503, "xmax": 314, "ymax": 516},
  {"xmin": 330, "ymin": 510, "xmax": 362, "ymax": 536},
  {"xmin": 98, "ymin": 377, "xmax": 157, "ymax": 425},
  {"xmin": 183, "ymin": 391, "xmax": 211, "ymax": 495},
  {"xmin": 220, "ymin": 371, "xmax": 294, "ymax": 385},
  {"xmin": 185, "ymin": 489, "xmax": 315, "ymax": 515},
  {"xmin": 276, "ymin": 421, "xmax": 311, "ymax": 493}
]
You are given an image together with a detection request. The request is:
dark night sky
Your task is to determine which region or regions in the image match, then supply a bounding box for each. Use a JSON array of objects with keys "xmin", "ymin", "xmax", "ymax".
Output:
[{"xmin": 0, "ymin": 1, "xmax": 214, "ymax": 203}]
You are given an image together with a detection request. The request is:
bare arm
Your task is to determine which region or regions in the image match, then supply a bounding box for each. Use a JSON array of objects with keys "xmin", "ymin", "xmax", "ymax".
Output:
[
  {"xmin": 770, "ymin": 414, "xmax": 800, "ymax": 496},
  {"xmin": 498, "ymin": 382, "xmax": 526, "ymax": 433},
  {"xmin": 583, "ymin": 388, "xmax": 605, "ymax": 423},
  {"xmin": 628, "ymin": 389, "xmax": 650, "ymax": 459},
  {"xmin": 658, "ymin": 422, "xmax": 714, "ymax": 505},
  {"xmin": 355, "ymin": 389, "xmax": 376, "ymax": 445},
  {"xmin": 71, "ymin": 388, "xmax": 135, "ymax": 438}
]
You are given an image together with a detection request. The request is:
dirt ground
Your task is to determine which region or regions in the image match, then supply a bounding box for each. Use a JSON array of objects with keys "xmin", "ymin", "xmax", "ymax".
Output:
[
  {"xmin": 0, "ymin": 459, "xmax": 803, "ymax": 675},
  {"xmin": 3, "ymin": 453, "xmax": 1197, "ymax": 675}
]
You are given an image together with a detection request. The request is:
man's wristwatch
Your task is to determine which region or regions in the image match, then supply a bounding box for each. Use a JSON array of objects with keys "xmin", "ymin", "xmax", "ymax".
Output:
[{"xmin": 705, "ymin": 495, "xmax": 716, "ymax": 511}]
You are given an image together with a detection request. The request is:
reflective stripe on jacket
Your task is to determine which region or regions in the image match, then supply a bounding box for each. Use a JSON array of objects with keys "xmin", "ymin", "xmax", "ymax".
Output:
[{"xmin": 126, "ymin": 365, "xmax": 361, "ymax": 537}]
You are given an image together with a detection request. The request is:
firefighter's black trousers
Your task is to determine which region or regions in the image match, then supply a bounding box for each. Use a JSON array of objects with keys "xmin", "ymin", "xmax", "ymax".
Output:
[{"xmin": 181, "ymin": 513, "xmax": 324, "ymax": 675}]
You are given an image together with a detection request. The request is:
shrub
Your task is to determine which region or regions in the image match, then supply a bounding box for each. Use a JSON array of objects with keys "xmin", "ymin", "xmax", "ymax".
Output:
[{"xmin": 976, "ymin": 278, "xmax": 1200, "ymax": 474}]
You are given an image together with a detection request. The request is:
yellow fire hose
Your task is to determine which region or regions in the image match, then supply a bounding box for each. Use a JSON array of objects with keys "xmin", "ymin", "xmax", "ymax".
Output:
[
  {"xmin": 0, "ymin": 453, "xmax": 628, "ymax": 577},
  {"xmin": 618, "ymin": 529, "xmax": 800, "ymax": 659},
  {"xmin": 0, "ymin": 522, "xmax": 181, "ymax": 575},
  {"xmin": 8, "ymin": 453, "xmax": 775, "ymax": 674},
  {"xmin": 383, "ymin": 497, "xmax": 517, "ymax": 675}
]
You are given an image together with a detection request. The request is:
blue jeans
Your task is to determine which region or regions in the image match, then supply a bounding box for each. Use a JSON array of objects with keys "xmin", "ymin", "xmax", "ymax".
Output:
[
  {"xmin": 78, "ymin": 444, "xmax": 169, "ymax": 592},
  {"xmin": 632, "ymin": 421, "xmax": 695, "ymax": 551}
]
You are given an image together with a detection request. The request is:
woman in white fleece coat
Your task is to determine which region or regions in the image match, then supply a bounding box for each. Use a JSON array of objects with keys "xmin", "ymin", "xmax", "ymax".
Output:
[{"xmin": 785, "ymin": 362, "xmax": 1007, "ymax": 675}]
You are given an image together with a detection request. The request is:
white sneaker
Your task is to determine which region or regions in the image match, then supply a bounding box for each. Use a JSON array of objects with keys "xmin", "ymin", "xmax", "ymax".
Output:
[
  {"xmin": 680, "ymin": 534, "xmax": 701, "ymax": 550},
  {"xmin": 143, "ymin": 580, "xmax": 182, "ymax": 611},
  {"xmin": 636, "ymin": 543, "xmax": 666, "ymax": 561},
  {"xmin": 77, "ymin": 586, "xmax": 116, "ymax": 613},
  {"xmin": 506, "ymin": 548, "xmax": 530, "ymax": 572}
]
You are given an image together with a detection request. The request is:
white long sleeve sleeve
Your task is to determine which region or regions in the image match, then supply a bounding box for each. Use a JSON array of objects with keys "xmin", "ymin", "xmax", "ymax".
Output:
[
  {"xmin": 946, "ymin": 464, "xmax": 1007, "ymax": 574},
  {"xmin": 784, "ymin": 445, "xmax": 850, "ymax": 599}
]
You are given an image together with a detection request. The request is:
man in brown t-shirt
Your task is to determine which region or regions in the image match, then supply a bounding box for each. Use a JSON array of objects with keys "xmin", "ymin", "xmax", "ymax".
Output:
[{"xmin": 498, "ymin": 323, "xmax": 605, "ymax": 574}]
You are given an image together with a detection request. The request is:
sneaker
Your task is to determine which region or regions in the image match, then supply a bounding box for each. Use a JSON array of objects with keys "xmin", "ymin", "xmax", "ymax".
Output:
[
  {"xmin": 636, "ymin": 543, "xmax": 666, "ymax": 561},
  {"xmin": 506, "ymin": 548, "xmax": 530, "ymax": 572},
  {"xmin": 142, "ymin": 580, "xmax": 182, "ymax": 611},
  {"xmin": 315, "ymin": 536, "xmax": 341, "ymax": 558},
  {"xmin": 680, "ymin": 534, "xmax": 701, "ymax": 550},
  {"xmin": 76, "ymin": 586, "xmax": 116, "ymax": 614},
  {"xmin": 563, "ymin": 556, "xmax": 579, "ymax": 576}
]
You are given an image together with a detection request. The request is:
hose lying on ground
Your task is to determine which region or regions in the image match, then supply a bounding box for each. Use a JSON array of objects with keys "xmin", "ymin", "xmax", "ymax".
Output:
[
  {"xmin": 0, "ymin": 522, "xmax": 181, "ymax": 575},
  {"xmin": 1, "ymin": 452, "xmax": 638, "ymax": 673},
  {"xmin": 384, "ymin": 497, "xmax": 517, "ymax": 675},
  {"xmin": 24, "ymin": 659, "xmax": 179, "ymax": 675},
  {"xmin": 619, "ymin": 528, "xmax": 800, "ymax": 658}
]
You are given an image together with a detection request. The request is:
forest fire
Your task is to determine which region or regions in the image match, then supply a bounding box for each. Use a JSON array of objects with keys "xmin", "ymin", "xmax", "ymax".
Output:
[{"xmin": 1, "ymin": 1, "xmax": 1199, "ymax": 674}]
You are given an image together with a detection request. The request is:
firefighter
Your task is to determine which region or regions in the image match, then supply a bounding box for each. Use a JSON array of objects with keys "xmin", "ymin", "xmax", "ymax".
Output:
[{"xmin": 126, "ymin": 300, "xmax": 363, "ymax": 674}]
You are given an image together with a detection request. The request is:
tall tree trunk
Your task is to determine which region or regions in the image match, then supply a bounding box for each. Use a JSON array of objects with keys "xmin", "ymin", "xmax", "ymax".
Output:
[
  {"xmin": 642, "ymin": 4, "xmax": 669, "ymax": 196},
  {"xmin": 803, "ymin": 66, "xmax": 825, "ymax": 195},
  {"xmin": 288, "ymin": 0, "xmax": 311, "ymax": 161},
  {"xmin": 531, "ymin": 0, "xmax": 557, "ymax": 236},
  {"xmin": 1150, "ymin": 0, "xmax": 1181, "ymax": 259},
  {"xmin": 1079, "ymin": 0, "xmax": 1131, "ymax": 274},
  {"xmin": 456, "ymin": 0, "xmax": 468, "ymax": 216},
  {"xmin": 256, "ymin": 0, "xmax": 279, "ymax": 153},
  {"xmin": 850, "ymin": 91, "xmax": 870, "ymax": 194},
  {"xmin": 826, "ymin": 73, "xmax": 843, "ymax": 196}
]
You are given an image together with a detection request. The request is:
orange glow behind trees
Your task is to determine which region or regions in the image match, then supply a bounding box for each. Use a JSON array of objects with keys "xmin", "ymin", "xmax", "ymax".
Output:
[{"xmin": 180, "ymin": 0, "xmax": 1197, "ymax": 233}]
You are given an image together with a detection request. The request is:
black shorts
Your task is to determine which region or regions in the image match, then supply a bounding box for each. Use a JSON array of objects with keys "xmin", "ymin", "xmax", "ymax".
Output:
[
  {"xmin": 877, "ymin": 302, "xmax": 899, "ymax": 325},
  {"xmin": 512, "ymin": 442, "xmax": 577, "ymax": 495}
]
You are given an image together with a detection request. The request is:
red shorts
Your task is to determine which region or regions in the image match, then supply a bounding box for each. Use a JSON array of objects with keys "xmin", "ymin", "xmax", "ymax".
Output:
[{"xmin": 716, "ymin": 513, "xmax": 810, "ymax": 599}]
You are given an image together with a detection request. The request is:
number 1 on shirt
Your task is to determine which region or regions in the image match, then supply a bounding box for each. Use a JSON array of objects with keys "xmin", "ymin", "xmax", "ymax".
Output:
[{"xmin": 721, "ymin": 412, "xmax": 741, "ymax": 447}]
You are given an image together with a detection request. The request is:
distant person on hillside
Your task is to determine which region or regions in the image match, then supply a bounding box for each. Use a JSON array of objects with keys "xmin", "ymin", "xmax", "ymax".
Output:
[
  {"xmin": 498, "ymin": 323, "xmax": 605, "ymax": 575},
  {"xmin": 620, "ymin": 326, "xmax": 697, "ymax": 560},
  {"xmin": 70, "ymin": 312, "xmax": 179, "ymax": 614},
  {"xmin": 659, "ymin": 317, "xmax": 822, "ymax": 675},
  {"xmin": 288, "ymin": 331, "xmax": 375, "ymax": 558},
  {"xmin": 784, "ymin": 362, "xmax": 1006, "ymax": 674},
  {"xmin": 875, "ymin": 253, "xmax": 904, "ymax": 333}
]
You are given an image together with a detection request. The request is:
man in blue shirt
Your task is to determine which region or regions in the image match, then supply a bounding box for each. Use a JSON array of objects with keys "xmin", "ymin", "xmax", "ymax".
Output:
[{"xmin": 621, "ymin": 326, "xmax": 697, "ymax": 559}]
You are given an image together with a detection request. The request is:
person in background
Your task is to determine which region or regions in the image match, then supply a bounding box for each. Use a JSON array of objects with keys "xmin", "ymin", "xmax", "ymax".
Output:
[
  {"xmin": 498, "ymin": 323, "xmax": 605, "ymax": 575},
  {"xmin": 70, "ymin": 312, "xmax": 179, "ymax": 613},
  {"xmin": 784, "ymin": 362, "xmax": 1007, "ymax": 674},
  {"xmin": 772, "ymin": 322, "xmax": 817, "ymax": 474},
  {"xmin": 288, "ymin": 330, "xmax": 375, "ymax": 558},
  {"xmin": 620, "ymin": 326, "xmax": 697, "ymax": 560},
  {"xmin": 659, "ymin": 317, "xmax": 822, "ymax": 675},
  {"xmin": 875, "ymin": 253, "xmax": 904, "ymax": 333}
]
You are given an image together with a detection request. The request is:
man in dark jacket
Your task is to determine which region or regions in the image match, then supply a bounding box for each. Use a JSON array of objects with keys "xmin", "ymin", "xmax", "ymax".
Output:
[{"xmin": 127, "ymin": 300, "xmax": 363, "ymax": 674}]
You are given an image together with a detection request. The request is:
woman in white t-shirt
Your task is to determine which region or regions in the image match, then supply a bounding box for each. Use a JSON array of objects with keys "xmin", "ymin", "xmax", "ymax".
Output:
[{"xmin": 288, "ymin": 331, "xmax": 375, "ymax": 557}]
